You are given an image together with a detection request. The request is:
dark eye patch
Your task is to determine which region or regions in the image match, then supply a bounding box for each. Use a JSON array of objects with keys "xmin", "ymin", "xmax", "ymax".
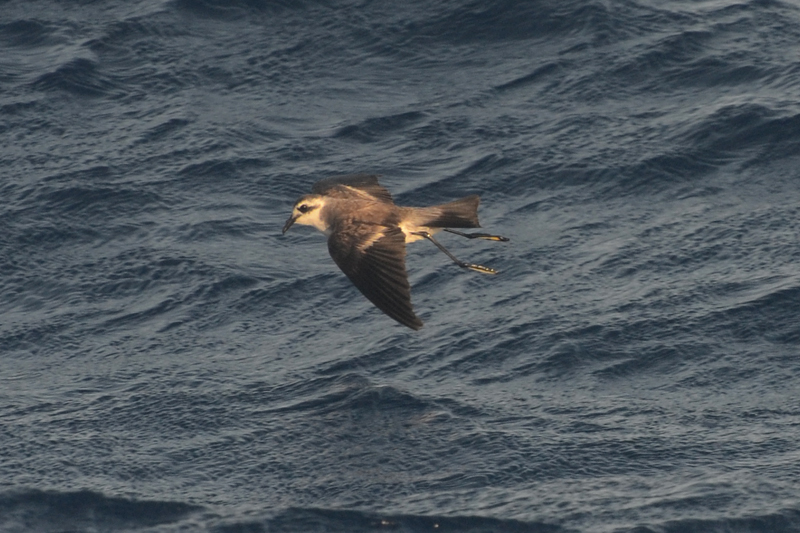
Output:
[{"xmin": 298, "ymin": 204, "xmax": 310, "ymax": 214}]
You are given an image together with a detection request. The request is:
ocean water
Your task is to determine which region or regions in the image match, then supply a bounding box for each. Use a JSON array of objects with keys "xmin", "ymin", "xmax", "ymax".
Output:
[{"xmin": 2, "ymin": 0, "xmax": 800, "ymax": 531}]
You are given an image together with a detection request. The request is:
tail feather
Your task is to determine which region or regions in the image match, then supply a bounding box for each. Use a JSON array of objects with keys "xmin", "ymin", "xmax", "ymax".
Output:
[{"xmin": 424, "ymin": 195, "xmax": 481, "ymax": 229}]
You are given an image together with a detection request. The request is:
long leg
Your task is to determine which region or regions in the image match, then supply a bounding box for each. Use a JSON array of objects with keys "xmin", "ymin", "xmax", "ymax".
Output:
[
  {"xmin": 412, "ymin": 231, "xmax": 498, "ymax": 274},
  {"xmin": 443, "ymin": 228, "xmax": 509, "ymax": 242}
]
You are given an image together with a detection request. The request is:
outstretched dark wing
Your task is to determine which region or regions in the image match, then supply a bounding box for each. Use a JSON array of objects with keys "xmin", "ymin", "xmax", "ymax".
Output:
[
  {"xmin": 312, "ymin": 174, "xmax": 394, "ymax": 204},
  {"xmin": 327, "ymin": 223, "xmax": 422, "ymax": 330}
]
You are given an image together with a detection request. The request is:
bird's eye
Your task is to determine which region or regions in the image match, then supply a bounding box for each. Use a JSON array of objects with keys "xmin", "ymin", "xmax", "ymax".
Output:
[{"xmin": 298, "ymin": 204, "xmax": 310, "ymax": 214}]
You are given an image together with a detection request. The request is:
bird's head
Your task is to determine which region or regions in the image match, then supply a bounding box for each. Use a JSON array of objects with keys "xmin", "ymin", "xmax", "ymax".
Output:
[{"xmin": 282, "ymin": 194, "xmax": 327, "ymax": 234}]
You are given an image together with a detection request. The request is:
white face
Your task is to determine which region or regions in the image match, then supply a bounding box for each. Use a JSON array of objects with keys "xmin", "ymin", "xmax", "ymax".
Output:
[{"xmin": 282, "ymin": 195, "xmax": 328, "ymax": 234}]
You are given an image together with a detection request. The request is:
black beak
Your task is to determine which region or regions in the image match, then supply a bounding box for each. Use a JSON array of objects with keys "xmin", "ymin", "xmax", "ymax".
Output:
[{"xmin": 282, "ymin": 215, "xmax": 297, "ymax": 234}]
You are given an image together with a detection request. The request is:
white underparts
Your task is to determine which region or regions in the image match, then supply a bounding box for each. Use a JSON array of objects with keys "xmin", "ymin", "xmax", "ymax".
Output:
[{"xmin": 399, "ymin": 222, "xmax": 443, "ymax": 243}]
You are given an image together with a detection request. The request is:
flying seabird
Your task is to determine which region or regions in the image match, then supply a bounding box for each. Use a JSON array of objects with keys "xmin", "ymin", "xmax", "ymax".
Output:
[{"xmin": 282, "ymin": 174, "xmax": 508, "ymax": 330}]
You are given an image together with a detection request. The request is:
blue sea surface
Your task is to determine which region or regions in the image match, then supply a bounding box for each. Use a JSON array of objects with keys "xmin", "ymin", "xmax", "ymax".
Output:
[{"xmin": 2, "ymin": 0, "xmax": 800, "ymax": 531}]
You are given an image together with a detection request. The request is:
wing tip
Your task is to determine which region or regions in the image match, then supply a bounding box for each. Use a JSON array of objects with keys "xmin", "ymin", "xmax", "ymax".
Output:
[{"xmin": 403, "ymin": 315, "xmax": 424, "ymax": 330}]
